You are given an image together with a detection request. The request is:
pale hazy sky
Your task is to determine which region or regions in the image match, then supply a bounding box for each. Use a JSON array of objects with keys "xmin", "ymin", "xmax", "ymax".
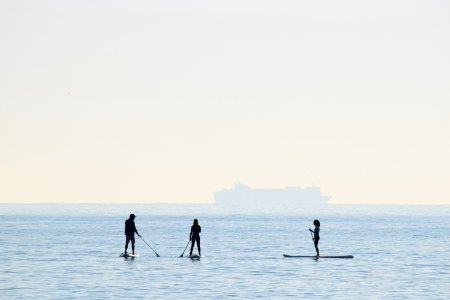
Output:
[{"xmin": 1, "ymin": 0, "xmax": 449, "ymax": 204}]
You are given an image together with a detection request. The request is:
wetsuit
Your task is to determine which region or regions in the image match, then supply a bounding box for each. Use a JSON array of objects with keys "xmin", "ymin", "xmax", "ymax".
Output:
[{"xmin": 189, "ymin": 224, "xmax": 201, "ymax": 256}]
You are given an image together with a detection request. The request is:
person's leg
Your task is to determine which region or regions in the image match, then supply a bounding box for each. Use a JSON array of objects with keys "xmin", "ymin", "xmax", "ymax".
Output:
[
  {"xmin": 196, "ymin": 236, "xmax": 201, "ymax": 256},
  {"xmin": 314, "ymin": 238, "xmax": 319, "ymax": 256},
  {"xmin": 190, "ymin": 239, "xmax": 195, "ymax": 256},
  {"xmin": 131, "ymin": 236, "xmax": 136, "ymax": 254},
  {"xmin": 125, "ymin": 236, "xmax": 131, "ymax": 253}
]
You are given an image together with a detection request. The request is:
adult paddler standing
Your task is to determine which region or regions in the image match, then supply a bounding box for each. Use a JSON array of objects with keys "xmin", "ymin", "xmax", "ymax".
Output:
[
  {"xmin": 124, "ymin": 214, "xmax": 141, "ymax": 255},
  {"xmin": 189, "ymin": 218, "xmax": 201, "ymax": 257}
]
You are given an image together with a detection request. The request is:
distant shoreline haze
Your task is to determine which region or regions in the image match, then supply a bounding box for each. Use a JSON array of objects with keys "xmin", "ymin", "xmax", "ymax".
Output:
[
  {"xmin": 1, "ymin": 182, "xmax": 330, "ymax": 205},
  {"xmin": 1, "ymin": 182, "xmax": 448, "ymax": 205}
]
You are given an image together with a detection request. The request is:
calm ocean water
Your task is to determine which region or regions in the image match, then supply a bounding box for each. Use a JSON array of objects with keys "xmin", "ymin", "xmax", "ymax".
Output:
[{"xmin": 1, "ymin": 204, "xmax": 449, "ymax": 299}]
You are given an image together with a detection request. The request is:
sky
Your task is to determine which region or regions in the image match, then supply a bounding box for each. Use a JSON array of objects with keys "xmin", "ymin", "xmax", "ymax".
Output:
[{"xmin": 1, "ymin": 0, "xmax": 449, "ymax": 204}]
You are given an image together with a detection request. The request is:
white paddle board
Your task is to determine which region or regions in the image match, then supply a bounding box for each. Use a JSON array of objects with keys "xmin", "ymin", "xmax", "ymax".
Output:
[{"xmin": 120, "ymin": 253, "xmax": 139, "ymax": 258}]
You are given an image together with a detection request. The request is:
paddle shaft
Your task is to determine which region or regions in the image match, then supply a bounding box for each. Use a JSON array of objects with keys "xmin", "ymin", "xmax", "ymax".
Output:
[
  {"xmin": 179, "ymin": 240, "xmax": 190, "ymax": 257},
  {"xmin": 139, "ymin": 236, "xmax": 160, "ymax": 257}
]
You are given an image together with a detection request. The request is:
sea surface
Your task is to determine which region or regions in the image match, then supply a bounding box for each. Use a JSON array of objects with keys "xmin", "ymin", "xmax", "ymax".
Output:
[{"xmin": 1, "ymin": 204, "xmax": 449, "ymax": 299}]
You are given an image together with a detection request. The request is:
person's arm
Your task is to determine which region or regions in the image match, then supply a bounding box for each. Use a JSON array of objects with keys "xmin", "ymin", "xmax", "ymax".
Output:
[
  {"xmin": 134, "ymin": 222, "xmax": 140, "ymax": 236},
  {"xmin": 189, "ymin": 226, "xmax": 193, "ymax": 240},
  {"xmin": 199, "ymin": 225, "xmax": 201, "ymax": 233}
]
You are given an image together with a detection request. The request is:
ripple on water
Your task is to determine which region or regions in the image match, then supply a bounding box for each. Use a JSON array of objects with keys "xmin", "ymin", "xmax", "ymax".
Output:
[{"xmin": 1, "ymin": 210, "xmax": 450, "ymax": 299}]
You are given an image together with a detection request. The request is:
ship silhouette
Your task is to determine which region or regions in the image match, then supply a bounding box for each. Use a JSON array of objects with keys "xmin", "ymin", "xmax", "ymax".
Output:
[{"xmin": 214, "ymin": 183, "xmax": 329, "ymax": 208}]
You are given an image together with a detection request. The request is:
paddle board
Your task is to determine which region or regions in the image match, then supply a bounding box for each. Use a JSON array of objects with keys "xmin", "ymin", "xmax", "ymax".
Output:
[
  {"xmin": 283, "ymin": 254, "xmax": 353, "ymax": 259},
  {"xmin": 189, "ymin": 254, "xmax": 201, "ymax": 260},
  {"xmin": 120, "ymin": 253, "xmax": 139, "ymax": 258}
]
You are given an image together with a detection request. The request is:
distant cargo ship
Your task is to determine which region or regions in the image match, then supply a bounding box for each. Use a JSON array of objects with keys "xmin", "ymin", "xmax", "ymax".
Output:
[{"xmin": 213, "ymin": 183, "xmax": 329, "ymax": 207}]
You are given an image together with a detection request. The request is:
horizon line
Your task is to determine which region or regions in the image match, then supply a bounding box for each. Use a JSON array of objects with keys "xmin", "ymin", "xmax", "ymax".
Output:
[{"xmin": 0, "ymin": 202, "xmax": 449, "ymax": 206}]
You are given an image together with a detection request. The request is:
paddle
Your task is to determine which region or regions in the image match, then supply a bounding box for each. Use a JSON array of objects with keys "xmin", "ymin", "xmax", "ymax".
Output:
[
  {"xmin": 179, "ymin": 240, "xmax": 190, "ymax": 257},
  {"xmin": 139, "ymin": 235, "xmax": 160, "ymax": 257}
]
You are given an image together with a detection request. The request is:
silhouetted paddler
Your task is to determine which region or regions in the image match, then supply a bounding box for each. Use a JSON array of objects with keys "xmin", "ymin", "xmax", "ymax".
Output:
[
  {"xmin": 124, "ymin": 214, "xmax": 140, "ymax": 255},
  {"xmin": 309, "ymin": 219, "xmax": 320, "ymax": 256},
  {"xmin": 189, "ymin": 219, "xmax": 201, "ymax": 256}
]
